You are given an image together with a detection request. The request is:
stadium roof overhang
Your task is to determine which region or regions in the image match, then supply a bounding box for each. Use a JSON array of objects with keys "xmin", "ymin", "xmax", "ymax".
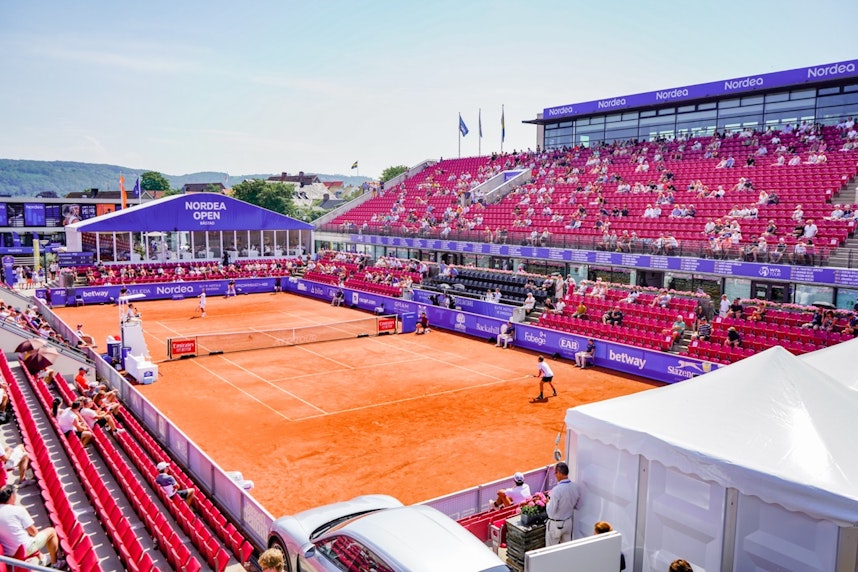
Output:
[
  {"xmin": 68, "ymin": 194, "xmax": 314, "ymax": 233},
  {"xmin": 532, "ymin": 58, "xmax": 858, "ymax": 125}
]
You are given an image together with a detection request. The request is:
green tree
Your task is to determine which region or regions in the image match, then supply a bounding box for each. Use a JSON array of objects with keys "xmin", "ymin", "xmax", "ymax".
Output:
[
  {"xmin": 231, "ymin": 179, "xmax": 297, "ymax": 216},
  {"xmin": 380, "ymin": 165, "xmax": 408, "ymax": 183},
  {"xmin": 141, "ymin": 171, "xmax": 172, "ymax": 192}
]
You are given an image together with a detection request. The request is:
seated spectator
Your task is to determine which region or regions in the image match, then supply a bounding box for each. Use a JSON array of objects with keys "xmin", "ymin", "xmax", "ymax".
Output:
[
  {"xmin": 74, "ymin": 324, "xmax": 96, "ymax": 347},
  {"xmin": 492, "ymin": 472, "xmax": 531, "ymax": 509},
  {"xmin": 522, "ymin": 293, "xmax": 537, "ymax": 315},
  {"xmin": 746, "ymin": 237, "xmax": 768, "ymax": 262},
  {"xmin": 603, "ymin": 308, "xmax": 623, "ymax": 326},
  {"xmin": 331, "ymin": 288, "xmax": 345, "ymax": 307},
  {"xmin": 802, "ymin": 308, "xmax": 824, "ymax": 330},
  {"xmin": 496, "ymin": 321, "xmax": 515, "ymax": 349},
  {"xmin": 651, "ymin": 290, "xmax": 671, "ymax": 308},
  {"xmin": 663, "ymin": 315, "xmax": 686, "ymax": 346},
  {"xmin": 0, "ymin": 485, "xmax": 65, "ymax": 569},
  {"xmin": 768, "ymin": 238, "xmax": 787, "ymax": 263},
  {"xmin": 623, "ymin": 286, "xmax": 642, "ymax": 304},
  {"xmin": 692, "ymin": 317, "xmax": 712, "ymax": 341},
  {"xmin": 57, "ymin": 400, "xmax": 93, "ymax": 447},
  {"xmin": 552, "ymin": 299, "xmax": 566, "ymax": 315},
  {"xmin": 415, "ymin": 311, "xmax": 430, "ymax": 334},
  {"xmin": 79, "ymin": 397, "xmax": 121, "ymax": 434},
  {"xmin": 724, "ymin": 326, "xmax": 742, "ymax": 348},
  {"xmin": 572, "ymin": 301, "xmax": 587, "ymax": 319},
  {"xmin": 821, "ymin": 310, "xmax": 837, "ymax": 332},
  {"xmin": 747, "ymin": 304, "xmax": 767, "ymax": 322},
  {"xmin": 542, "ymin": 298, "xmax": 556, "ymax": 313},
  {"xmin": 575, "ymin": 339, "xmax": 596, "ymax": 368},
  {"xmin": 74, "ymin": 368, "xmax": 97, "ymax": 398},
  {"xmin": 791, "ymin": 240, "xmax": 809, "ymax": 264},
  {"xmin": 1, "ymin": 445, "xmax": 34, "ymax": 487},
  {"xmin": 155, "ymin": 461, "xmax": 196, "ymax": 507},
  {"xmin": 842, "ymin": 312, "xmax": 858, "ymax": 336},
  {"xmin": 727, "ymin": 298, "xmax": 744, "ymax": 319}
]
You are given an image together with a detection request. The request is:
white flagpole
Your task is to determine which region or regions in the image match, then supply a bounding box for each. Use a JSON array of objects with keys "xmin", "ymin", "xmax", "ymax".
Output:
[
  {"xmin": 478, "ymin": 108, "xmax": 482, "ymax": 157},
  {"xmin": 458, "ymin": 112, "xmax": 462, "ymax": 158}
]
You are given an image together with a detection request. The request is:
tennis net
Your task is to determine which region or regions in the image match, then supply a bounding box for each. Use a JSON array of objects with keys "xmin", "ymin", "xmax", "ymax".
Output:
[{"xmin": 167, "ymin": 314, "xmax": 398, "ymax": 359}]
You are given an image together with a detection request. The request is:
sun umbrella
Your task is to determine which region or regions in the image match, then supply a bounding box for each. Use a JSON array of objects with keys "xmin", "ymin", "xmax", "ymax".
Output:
[
  {"xmin": 14, "ymin": 338, "xmax": 47, "ymax": 354},
  {"xmin": 812, "ymin": 301, "xmax": 836, "ymax": 309},
  {"xmin": 22, "ymin": 347, "xmax": 60, "ymax": 374}
]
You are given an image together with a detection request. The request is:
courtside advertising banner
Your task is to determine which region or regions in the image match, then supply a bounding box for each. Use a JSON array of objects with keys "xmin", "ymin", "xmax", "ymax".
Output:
[
  {"xmin": 349, "ymin": 234, "xmax": 858, "ymax": 288},
  {"xmin": 283, "ymin": 278, "xmax": 717, "ymax": 383},
  {"xmin": 168, "ymin": 338, "xmax": 197, "ymax": 359}
]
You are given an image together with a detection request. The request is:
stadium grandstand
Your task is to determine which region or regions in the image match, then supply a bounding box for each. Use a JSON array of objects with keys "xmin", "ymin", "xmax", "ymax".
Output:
[{"xmin": 1, "ymin": 58, "xmax": 857, "ymax": 572}]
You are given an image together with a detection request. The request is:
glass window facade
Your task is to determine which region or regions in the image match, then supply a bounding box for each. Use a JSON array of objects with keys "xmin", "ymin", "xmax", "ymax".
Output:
[{"xmin": 542, "ymin": 83, "xmax": 858, "ymax": 149}]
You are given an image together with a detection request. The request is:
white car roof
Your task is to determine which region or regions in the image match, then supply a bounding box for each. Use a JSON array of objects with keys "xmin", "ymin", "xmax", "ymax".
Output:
[{"xmin": 329, "ymin": 504, "xmax": 507, "ymax": 572}]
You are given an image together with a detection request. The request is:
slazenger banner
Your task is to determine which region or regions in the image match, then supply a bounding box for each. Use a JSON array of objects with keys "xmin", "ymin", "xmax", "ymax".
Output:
[
  {"xmin": 68, "ymin": 194, "xmax": 315, "ymax": 233},
  {"xmin": 282, "ymin": 278, "xmax": 718, "ymax": 384}
]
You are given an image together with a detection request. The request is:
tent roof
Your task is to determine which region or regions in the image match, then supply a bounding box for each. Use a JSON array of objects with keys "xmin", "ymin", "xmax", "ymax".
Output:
[
  {"xmin": 799, "ymin": 337, "xmax": 858, "ymax": 390},
  {"xmin": 67, "ymin": 194, "xmax": 314, "ymax": 233},
  {"xmin": 566, "ymin": 346, "xmax": 858, "ymax": 525}
]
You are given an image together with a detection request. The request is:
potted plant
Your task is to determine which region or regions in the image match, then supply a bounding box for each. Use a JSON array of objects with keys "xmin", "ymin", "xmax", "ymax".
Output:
[{"xmin": 519, "ymin": 491, "xmax": 549, "ymax": 526}]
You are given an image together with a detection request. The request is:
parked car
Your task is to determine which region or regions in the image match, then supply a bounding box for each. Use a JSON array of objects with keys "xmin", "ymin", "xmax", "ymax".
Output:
[{"xmin": 268, "ymin": 494, "xmax": 510, "ymax": 572}]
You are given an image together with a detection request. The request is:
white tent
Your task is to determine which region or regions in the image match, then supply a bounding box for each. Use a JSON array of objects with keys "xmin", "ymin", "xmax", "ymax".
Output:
[
  {"xmin": 800, "ymin": 336, "xmax": 858, "ymax": 390},
  {"xmin": 564, "ymin": 346, "xmax": 858, "ymax": 572}
]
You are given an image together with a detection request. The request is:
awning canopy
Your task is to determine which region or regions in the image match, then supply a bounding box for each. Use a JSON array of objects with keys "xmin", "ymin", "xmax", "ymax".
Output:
[
  {"xmin": 68, "ymin": 194, "xmax": 314, "ymax": 233},
  {"xmin": 566, "ymin": 346, "xmax": 858, "ymax": 526}
]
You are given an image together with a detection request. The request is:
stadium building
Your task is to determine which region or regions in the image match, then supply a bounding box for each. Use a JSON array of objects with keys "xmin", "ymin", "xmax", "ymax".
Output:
[
  {"xmin": 531, "ymin": 59, "xmax": 858, "ymax": 149},
  {"xmin": 317, "ymin": 58, "xmax": 858, "ymax": 310}
]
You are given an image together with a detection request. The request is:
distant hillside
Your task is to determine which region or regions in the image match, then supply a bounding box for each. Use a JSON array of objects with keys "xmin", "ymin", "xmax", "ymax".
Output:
[{"xmin": 0, "ymin": 159, "xmax": 371, "ymax": 197}]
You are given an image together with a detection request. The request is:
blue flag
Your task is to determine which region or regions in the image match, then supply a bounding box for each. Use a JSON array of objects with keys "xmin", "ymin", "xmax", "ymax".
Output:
[
  {"xmin": 132, "ymin": 177, "xmax": 141, "ymax": 198},
  {"xmin": 459, "ymin": 114, "xmax": 469, "ymax": 137}
]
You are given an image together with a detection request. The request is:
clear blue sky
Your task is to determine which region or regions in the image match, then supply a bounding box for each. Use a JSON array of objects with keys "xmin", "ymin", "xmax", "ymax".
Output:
[{"xmin": 1, "ymin": 1, "xmax": 855, "ymax": 180}]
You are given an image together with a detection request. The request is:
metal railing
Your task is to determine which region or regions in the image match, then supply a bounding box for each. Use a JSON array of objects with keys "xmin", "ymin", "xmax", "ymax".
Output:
[{"xmin": 315, "ymin": 225, "xmax": 837, "ymax": 267}]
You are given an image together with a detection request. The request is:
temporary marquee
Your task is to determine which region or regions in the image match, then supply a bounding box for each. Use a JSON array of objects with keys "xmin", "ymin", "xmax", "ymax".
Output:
[
  {"xmin": 564, "ymin": 346, "xmax": 858, "ymax": 571},
  {"xmin": 66, "ymin": 194, "xmax": 314, "ymax": 233}
]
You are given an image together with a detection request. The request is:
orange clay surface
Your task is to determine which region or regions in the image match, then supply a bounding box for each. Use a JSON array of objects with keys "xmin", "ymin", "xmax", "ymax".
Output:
[{"xmin": 54, "ymin": 292, "xmax": 662, "ymax": 517}]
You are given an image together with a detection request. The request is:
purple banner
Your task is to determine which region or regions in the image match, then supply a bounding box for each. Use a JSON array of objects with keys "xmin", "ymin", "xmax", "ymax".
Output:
[
  {"xmin": 543, "ymin": 59, "xmax": 858, "ymax": 120},
  {"xmin": 283, "ymin": 278, "xmax": 717, "ymax": 384},
  {"xmin": 36, "ymin": 277, "xmax": 279, "ymax": 306},
  {"xmin": 349, "ymin": 234, "xmax": 852, "ymax": 287}
]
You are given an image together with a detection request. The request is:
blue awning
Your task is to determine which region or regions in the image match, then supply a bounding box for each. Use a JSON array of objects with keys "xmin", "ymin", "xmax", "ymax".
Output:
[{"xmin": 68, "ymin": 194, "xmax": 314, "ymax": 233}]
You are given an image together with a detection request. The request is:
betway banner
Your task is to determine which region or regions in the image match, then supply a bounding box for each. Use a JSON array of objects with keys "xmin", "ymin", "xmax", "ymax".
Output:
[{"xmin": 282, "ymin": 278, "xmax": 717, "ymax": 384}]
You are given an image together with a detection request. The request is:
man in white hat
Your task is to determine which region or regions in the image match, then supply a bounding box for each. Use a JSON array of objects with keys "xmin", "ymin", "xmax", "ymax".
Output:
[
  {"xmin": 492, "ymin": 471, "xmax": 532, "ymax": 509},
  {"xmin": 155, "ymin": 461, "xmax": 196, "ymax": 507}
]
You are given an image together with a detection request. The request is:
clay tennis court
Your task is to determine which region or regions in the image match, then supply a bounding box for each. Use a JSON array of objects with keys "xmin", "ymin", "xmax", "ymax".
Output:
[{"xmin": 54, "ymin": 292, "xmax": 661, "ymax": 517}]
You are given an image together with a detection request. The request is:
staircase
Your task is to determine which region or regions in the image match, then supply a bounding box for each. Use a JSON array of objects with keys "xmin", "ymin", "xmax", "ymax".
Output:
[{"xmin": 822, "ymin": 175, "xmax": 858, "ymax": 268}]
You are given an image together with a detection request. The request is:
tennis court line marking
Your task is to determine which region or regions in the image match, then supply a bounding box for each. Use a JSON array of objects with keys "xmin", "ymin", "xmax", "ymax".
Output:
[
  {"xmin": 185, "ymin": 359, "xmax": 298, "ymax": 421},
  {"xmin": 294, "ymin": 374, "xmax": 527, "ymax": 421},
  {"xmin": 214, "ymin": 354, "xmax": 328, "ymax": 415}
]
